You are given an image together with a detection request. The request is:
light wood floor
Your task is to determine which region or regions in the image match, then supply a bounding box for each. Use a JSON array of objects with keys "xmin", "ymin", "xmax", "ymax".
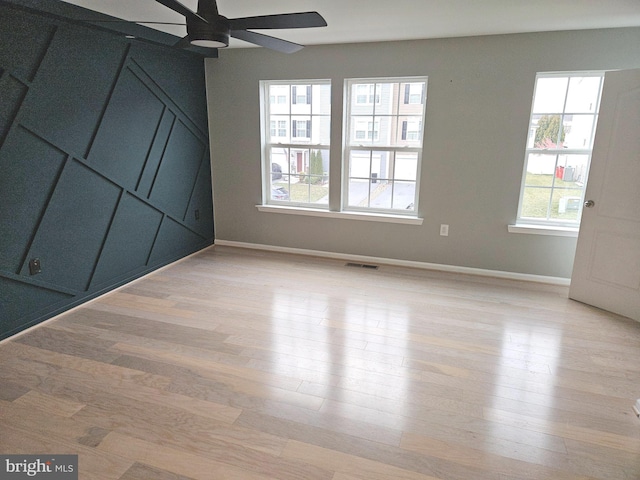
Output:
[{"xmin": 1, "ymin": 246, "xmax": 639, "ymax": 480}]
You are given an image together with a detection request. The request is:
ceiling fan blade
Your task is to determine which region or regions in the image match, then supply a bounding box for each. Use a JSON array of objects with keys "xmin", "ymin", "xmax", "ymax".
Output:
[
  {"xmin": 230, "ymin": 30, "xmax": 304, "ymax": 54},
  {"xmin": 154, "ymin": 0, "xmax": 207, "ymax": 24},
  {"xmin": 229, "ymin": 12, "xmax": 327, "ymax": 31},
  {"xmin": 75, "ymin": 20, "xmax": 186, "ymax": 25}
]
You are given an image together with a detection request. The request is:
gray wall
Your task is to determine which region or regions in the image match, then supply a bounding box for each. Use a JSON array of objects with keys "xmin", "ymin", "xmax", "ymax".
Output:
[
  {"xmin": 0, "ymin": 2, "xmax": 213, "ymax": 339},
  {"xmin": 206, "ymin": 28, "xmax": 640, "ymax": 279}
]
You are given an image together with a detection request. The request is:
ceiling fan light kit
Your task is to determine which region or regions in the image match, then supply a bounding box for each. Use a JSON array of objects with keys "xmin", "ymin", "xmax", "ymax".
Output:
[
  {"xmin": 99, "ymin": 0, "xmax": 327, "ymax": 54},
  {"xmin": 188, "ymin": 16, "xmax": 230, "ymax": 48}
]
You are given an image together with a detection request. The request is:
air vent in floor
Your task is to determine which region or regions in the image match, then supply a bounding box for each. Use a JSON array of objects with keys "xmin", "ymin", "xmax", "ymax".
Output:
[{"xmin": 345, "ymin": 262, "xmax": 379, "ymax": 270}]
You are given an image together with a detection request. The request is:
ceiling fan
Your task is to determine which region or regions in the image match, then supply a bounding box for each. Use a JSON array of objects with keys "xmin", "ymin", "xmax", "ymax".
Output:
[{"xmin": 111, "ymin": 0, "xmax": 327, "ymax": 54}]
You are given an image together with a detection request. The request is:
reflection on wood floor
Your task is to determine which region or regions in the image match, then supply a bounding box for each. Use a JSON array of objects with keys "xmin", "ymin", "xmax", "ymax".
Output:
[{"xmin": 1, "ymin": 245, "xmax": 639, "ymax": 480}]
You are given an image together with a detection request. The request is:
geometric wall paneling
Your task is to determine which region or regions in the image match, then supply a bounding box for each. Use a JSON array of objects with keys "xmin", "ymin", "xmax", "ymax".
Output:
[
  {"xmin": 0, "ymin": 6, "xmax": 56, "ymax": 83},
  {"xmin": 0, "ymin": 126, "xmax": 67, "ymax": 273},
  {"xmin": 129, "ymin": 44, "xmax": 209, "ymax": 131},
  {"xmin": 0, "ymin": 2, "xmax": 211, "ymax": 340},
  {"xmin": 0, "ymin": 74, "xmax": 28, "ymax": 147},
  {"xmin": 148, "ymin": 216, "xmax": 210, "ymax": 266},
  {"xmin": 148, "ymin": 119, "xmax": 206, "ymax": 219},
  {"xmin": 18, "ymin": 23, "xmax": 129, "ymax": 157},
  {"xmin": 135, "ymin": 109, "xmax": 176, "ymax": 198},
  {"xmin": 89, "ymin": 193, "xmax": 163, "ymax": 289},
  {"xmin": 183, "ymin": 148, "xmax": 214, "ymax": 238},
  {"xmin": 127, "ymin": 59, "xmax": 207, "ymax": 142},
  {"xmin": 87, "ymin": 66, "xmax": 166, "ymax": 191},
  {"xmin": 19, "ymin": 159, "xmax": 122, "ymax": 292},
  {"xmin": 0, "ymin": 276, "xmax": 73, "ymax": 338}
]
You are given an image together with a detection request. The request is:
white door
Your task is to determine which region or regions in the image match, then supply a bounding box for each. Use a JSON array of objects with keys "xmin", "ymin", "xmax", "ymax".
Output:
[{"xmin": 569, "ymin": 69, "xmax": 640, "ymax": 322}]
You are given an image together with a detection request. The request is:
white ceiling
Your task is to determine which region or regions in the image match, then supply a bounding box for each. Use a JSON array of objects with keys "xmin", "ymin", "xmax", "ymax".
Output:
[{"xmin": 60, "ymin": 0, "xmax": 640, "ymax": 49}]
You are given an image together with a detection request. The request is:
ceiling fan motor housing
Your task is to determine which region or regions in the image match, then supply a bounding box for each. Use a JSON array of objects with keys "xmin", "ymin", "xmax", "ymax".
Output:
[{"xmin": 188, "ymin": 16, "xmax": 230, "ymax": 48}]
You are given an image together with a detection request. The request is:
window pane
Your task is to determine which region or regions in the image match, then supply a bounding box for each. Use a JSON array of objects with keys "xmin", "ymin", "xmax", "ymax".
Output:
[
  {"xmin": 314, "ymin": 115, "xmax": 331, "ymax": 144},
  {"xmin": 394, "ymin": 153, "xmax": 418, "ymax": 181},
  {"xmin": 398, "ymin": 82, "xmax": 425, "ymax": 115},
  {"xmin": 557, "ymin": 154, "xmax": 589, "ymax": 184},
  {"xmin": 521, "ymin": 186, "xmax": 552, "ymax": 219},
  {"xmin": 551, "ymin": 188, "xmax": 583, "ymax": 221},
  {"xmin": 531, "ymin": 114, "xmax": 564, "ymax": 148},
  {"xmin": 350, "ymin": 150, "xmax": 371, "ymax": 178},
  {"xmin": 351, "ymin": 84, "xmax": 375, "ymax": 114},
  {"xmin": 291, "ymin": 116, "xmax": 311, "ymax": 141},
  {"xmin": 532, "ymin": 77, "xmax": 568, "ymax": 113},
  {"xmin": 288, "ymin": 175, "xmax": 329, "ymax": 204},
  {"xmin": 392, "ymin": 181, "xmax": 416, "ymax": 210},
  {"xmin": 314, "ymin": 84, "xmax": 332, "ymax": 115},
  {"xmin": 350, "ymin": 116, "xmax": 375, "ymax": 145},
  {"xmin": 371, "ymin": 151, "xmax": 390, "ymax": 181},
  {"xmin": 348, "ymin": 178, "xmax": 370, "ymax": 207},
  {"xmin": 565, "ymin": 76, "xmax": 601, "ymax": 113},
  {"xmin": 369, "ymin": 178, "xmax": 392, "ymax": 210},
  {"xmin": 269, "ymin": 85, "xmax": 290, "ymax": 114},
  {"xmin": 269, "ymin": 115, "xmax": 290, "ymax": 142},
  {"xmin": 270, "ymin": 147, "xmax": 291, "ymax": 176},
  {"xmin": 563, "ymin": 114, "xmax": 596, "ymax": 149},
  {"xmin": 525, "ymin": 153, "xmax": 557, "ymax": 185},
  {"xmin": 396, "ymin": 116, "xmax": 423, "ymax": 145}
]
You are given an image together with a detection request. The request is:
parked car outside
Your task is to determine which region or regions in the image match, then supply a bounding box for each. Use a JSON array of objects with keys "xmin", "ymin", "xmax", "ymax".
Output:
[
  {"xmin": 271, "ymin": 186, "xmax": 289, "ymax": 200},
  {"xmin": 271, "ymin": 162, "xmax": 282, "ymax": 181}
]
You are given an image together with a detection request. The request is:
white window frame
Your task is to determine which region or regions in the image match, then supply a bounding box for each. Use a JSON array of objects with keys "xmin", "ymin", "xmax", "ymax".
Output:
[
  {"xmin": 343, "ymin": 77, "xmax": 428, "ymax": 216},
  {"xmin": 515, "ymin": 72, "xmax": 604, "ymax": 230},
  {"xmin": 260, "ymin": 79, "xmax": 331, "ymax": 208}
]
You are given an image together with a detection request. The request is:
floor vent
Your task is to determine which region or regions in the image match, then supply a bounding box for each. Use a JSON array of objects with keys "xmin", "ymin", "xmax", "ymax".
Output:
[{"xmin": 345, "ymin": 262, "xmax": 379, "ymax": 270}]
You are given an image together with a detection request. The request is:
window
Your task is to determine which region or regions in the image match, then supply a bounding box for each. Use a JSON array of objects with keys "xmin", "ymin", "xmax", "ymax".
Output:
[
  {"xmin": 260, "ymin": 77, "xmax": 427, "ymax": 219},
  {"xmin": 270, "ymin": 120, "xmax": 287, "ymax": 138},
  {"xmin": 261, "ymin": 80, "xmax": 331, "ymax": 206},
  {"xmin": 344, "ymin": 78, "xmax": 427, "ymax": 213},
  {"xmin": 292, "ymin": 85, "xmax": 311, "ymax": 104},
  {"xmin": 517, "ymin": 72, "xmax": 604, "ymax": 227},
  {"xmin": 355, "ymin": 84, "xmax": 380, "ymax": 105},
  {"xmin": 404, "ymin": 83, "xmax": 424, "ymax": 104}
]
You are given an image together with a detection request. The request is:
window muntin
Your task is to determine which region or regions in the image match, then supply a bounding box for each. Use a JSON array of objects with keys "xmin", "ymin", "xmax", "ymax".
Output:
[
  {"xmin": 517, "ymin": 72, "xmax": 604, "ymax": 227},
  {"xmin": 344, "ymin": 78, "xmax": 427, "ymax": 214},
  {"xmin": 262, "ymin": 81, "xmax": 331, "ymax": 207}
]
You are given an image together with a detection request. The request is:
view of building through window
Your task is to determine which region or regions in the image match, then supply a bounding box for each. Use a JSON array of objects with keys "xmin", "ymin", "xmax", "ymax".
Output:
[
  {"xmin": 344, "ymin": 78, "xmax": 427, "ymax": 212},
  {"xmin": 518, "ymin": 73, "xmax": 604, "ymax": 226},
  {"xmin": 263, "ymin": 81, "xmax": 331, "ymax": 205}
]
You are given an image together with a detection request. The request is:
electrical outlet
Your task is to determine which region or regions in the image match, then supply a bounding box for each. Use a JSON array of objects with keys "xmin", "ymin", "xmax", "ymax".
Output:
[
  {"xmin": 29, "ymin": 258, "xmax": 42, "ymax": 275},
  {"xmin": 440, "ymin": 224, "xmax": 449, "ymax": 236}
]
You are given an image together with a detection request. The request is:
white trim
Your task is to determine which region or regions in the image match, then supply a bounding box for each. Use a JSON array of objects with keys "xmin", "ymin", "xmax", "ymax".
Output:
[
  {"xmin": 214, "ymin": 239, "xmax": 571, "ymax": 286},
  {"xmin": 0, "ymin": 247, "xmax": 212, "ymax": 345},
  {"xmin": 256, "ymin": 204, "xmax": 424, "ymax": 225},
  {"xmin": 508, "ymin": 224, "xmax": 578, "ymax": 237}
]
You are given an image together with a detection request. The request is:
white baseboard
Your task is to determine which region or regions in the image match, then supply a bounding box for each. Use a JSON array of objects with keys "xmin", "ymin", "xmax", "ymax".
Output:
[
  {"xmin": 213, "ymin": 239, "xmax": 571, "ymax": 286},
  {"xmin": 0, "ymin": 246, "xmax": 212, "ymax": 346}
]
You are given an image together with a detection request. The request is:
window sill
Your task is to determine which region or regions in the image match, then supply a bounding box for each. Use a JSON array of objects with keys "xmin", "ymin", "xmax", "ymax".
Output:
[
  {"xmin": 256, "ymin": 205, "xmax": 424, "ymax": 225},
  {"xmin": 508, "ymin": 224, "xmax": 578, "ymax": 237}
]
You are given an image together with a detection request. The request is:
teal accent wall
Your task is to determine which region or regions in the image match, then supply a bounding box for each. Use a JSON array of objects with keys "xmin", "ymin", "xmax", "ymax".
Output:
[{"xmin": 0, "ymin": 2, "xmax": 213, "ymax": 339}]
